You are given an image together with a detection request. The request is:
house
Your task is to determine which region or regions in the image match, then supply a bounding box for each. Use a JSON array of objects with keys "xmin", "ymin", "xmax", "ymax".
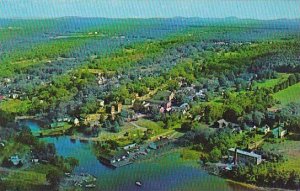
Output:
[
  {"xmin": 149, "ymin": 142, "xmax": 157, "ymax": 150},
  {"xmin": 107, "ymin": 102, "xmax": 123, "ymax": 114},
  {"xmin": 194, "ymin": 115, "xmax": 202, "ymax": 121},
  {"xmin": 124, "ymin": 98, "xmax": 135, "ymax": 105},
  {"xmin": 228, "ymin": 148, "xmax": 262, "ymax": 165},
  {"xmin": 121, "ymin": 110, "xmax": 138, "ymax": 122},
  {"xmin": 232, "ymin": 127, "xmax": 243, "ymax": 134},
  {"xmin": 258, "ymin": 124, "xmax": 270, "ymax": 135},
  {"xmin": 272, "ymin": 123, "xmax": 287, "ymax": 139},
  {"xmin": 171, "ymin": 103, "xmax": 190, "ymax": 115},
  {"xmin": 249, "ymin": 125, "xmax": 257, "ymax": 132},
  {"xmin": 12, "ymin": 93, "xmax": 19, "ymax": 99},
  {"xmin": 0, "ymin": 142, "xmax": 5, "ymax": 147},
  {"xmin": 153, "ymin": 137, "xmax": 170, "ymax": 149},
  {"xmin": 142, "ymin": 102, "xmax": 151, "ymax": 111},
  {"xmin": 168, "ymin": 92, "xmax": 175, "ymax": 102},
  {"xmin": 164, "ymin": 101, "xmax": 172, "ymax": 112},
  {"xmin": 180, "ymin": 103, "xmax": 190, "ymax": 111},
  {"xmin": 266, "ymin": 107, "xmax": 279, "ymax": 120},
  {"xmin": 83, "ymin": 114, "xmax": 101, "ymax": 126},
  {"xmin": 10, "ymin": 155, "xmax": 22, "ymax": 166},
  {"xmin": 159, "ymin": 106, "xmax": 165, "ymax": 113},
  {"xmin": 157, "ymin": 101, "xmax": 172, "ymax": 113},
  {"xmin": 99, "ymin": 149, "xmax": 129, "ymax": 166},
  {"xmin": 74, "ymin": 118, "xmax": 80, "ymax": 126},
  {"xmin": 151, "ymin": 90, "xmax": 175, "ymax": 103},
  {"xmin": 31, "ymin": 157, "xmax": 39, "ymax": 163},
  {"xmin": 215, "ymin": 119, "xmax": 229, "ymax": 128},
  {"xmin": 63, "ymin": 117, "xmax": 71, "ymax": 122},
  {"xmin": 98, "ymin": 99, "xmax": 105, "ymax": 107},
  {"xmin": 123, "ymin": 143, "xmax": 137, "ymax": 150},
  {"xmin": 195, "ymin": 89, "xmax": 207, "ymax": 100}
]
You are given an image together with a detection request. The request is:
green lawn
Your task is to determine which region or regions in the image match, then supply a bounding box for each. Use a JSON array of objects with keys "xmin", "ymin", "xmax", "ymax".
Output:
[
  {"xmin": 254, "ymin": 73, "xmax": 290, "ymax": 89},
  {"xmin": 180, "ymin": 148, "xmax": 207, "ymax": 161},
  {"xmin": 273, "ymin": 83, "xmax": 300, "ymax": 105},
  {"xmin": 0, "ymin": 142, "xmax": 30, "ymax": 163},
  {"xmin": 0, "ymin": 99, "xmax": 32, "ymax": 114},
  {"xmin": 262, "ymin": 138, "xmax": 300, "ymax": 173},
  {"xmin": 135, "ymin": 119, "xmax": 169, "ymax": 136},
  {"xmin": 3, "ymin": 170, "xmax": 47, "ymax": 189}
]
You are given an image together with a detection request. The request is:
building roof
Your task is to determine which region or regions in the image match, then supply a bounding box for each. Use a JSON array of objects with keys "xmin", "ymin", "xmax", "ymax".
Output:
[
  {"xmin": 228, "ymin": 148, "xmax": 261, "ymax": 159},
  {"xmin": 149, "ymin": 142, "xmax": 157, "ymax": 149},
  {"xmin": 10, "ymin": 155, "xmax": 21, "ymax": 165},
  {"xmin": 217, "ymin": 119, "xmax": 228, "ymax": 124},
  {"xmin": 258, "ymin": 124, "xmax": 270, "ymax": 131}
]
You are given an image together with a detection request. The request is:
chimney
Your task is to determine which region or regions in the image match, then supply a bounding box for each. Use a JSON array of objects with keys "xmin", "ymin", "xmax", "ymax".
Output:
[{"xmin": 234, "ymin": 148, "xmax": 238, "ymax": 165}]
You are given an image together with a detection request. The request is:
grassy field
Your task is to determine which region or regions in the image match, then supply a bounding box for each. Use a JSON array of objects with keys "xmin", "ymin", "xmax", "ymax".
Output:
[
  {"xmin": 0, "ymin": 142, "xmax": 30, "ymax": 163},
  {"xmin": 273, "ymin": 83, "xmax": 300, "ymax": 105},
  {"xmin": 3, "ymin": 170, "xmax": 47, "ymax": 189},
  {"xmin": 95, "ymin": 121, "xmax": 145, "ymax": 146},
  {"xmin": 180, "ymin": 148, "xmax": 208, "ymax": 161},
  {"xmin": 0, "ymin": 99, "xmax": 32, "ymax": 114},
  {"xmin": 254, "ymin": 73, "xmax": 290, "ymax": 89},
  {"xmin": 262, "ymin": 136, "xmax": 300, "ymax": 173},
  {"xmin": 135, "ymin": 119, "xmax": 169, "ymax": 136}
]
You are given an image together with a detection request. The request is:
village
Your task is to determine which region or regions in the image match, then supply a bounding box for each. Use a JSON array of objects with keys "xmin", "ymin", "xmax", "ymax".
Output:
[
  {"xmin": 1, "ymin": 73, "xmax": 289, "ymax": 171},
  {"xmin": 1, "ymin": 15, "xmax": 300, "ymax": 190}
]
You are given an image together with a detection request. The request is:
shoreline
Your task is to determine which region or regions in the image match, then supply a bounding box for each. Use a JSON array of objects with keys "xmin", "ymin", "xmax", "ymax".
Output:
[
  {"xmin": 225, "ymin": 179, "xmax": 293, "ymax": 191},
  {"xmin": 25, "ymin": 120, "xmax": 294, "ymax": 191}
]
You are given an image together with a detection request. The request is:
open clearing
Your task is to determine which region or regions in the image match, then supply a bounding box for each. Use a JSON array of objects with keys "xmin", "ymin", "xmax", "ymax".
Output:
[
  {"xmin": 273, "ymin": 83, "xmax": 300, "ymax": 105},
  {"xmin": 262, "ymin": 135, "xmax": 300, "ymax": 173}
]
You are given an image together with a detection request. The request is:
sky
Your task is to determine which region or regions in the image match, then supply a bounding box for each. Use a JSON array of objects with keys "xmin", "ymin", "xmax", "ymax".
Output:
[{"xmin": 0, "ymin": 0, "xmax": 299, "ymax": 20}]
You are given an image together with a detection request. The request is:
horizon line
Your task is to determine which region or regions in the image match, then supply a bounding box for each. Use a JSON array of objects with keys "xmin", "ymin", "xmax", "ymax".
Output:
[{"xmin": 1, "ymin": 16, "xmax": 300, "ymax": 21}]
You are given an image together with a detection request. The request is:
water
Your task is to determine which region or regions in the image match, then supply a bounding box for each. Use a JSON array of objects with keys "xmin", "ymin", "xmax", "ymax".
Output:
[
  {"xmin": 24, "ymin": 120, "xmax": 254, "ymax": 191},
  {"xmin": 20, "ymin": 120, "xmax": 41, "ymax": 133}
]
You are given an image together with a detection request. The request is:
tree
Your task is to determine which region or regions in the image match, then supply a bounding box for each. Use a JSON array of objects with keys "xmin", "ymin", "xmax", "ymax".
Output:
[
  {"xmin": 218, "ymin": 74, "xmax": 228, "ymax": 87},
  {"xmin": 209, "ymin": 147, "xmax": 222, "ymax": 162},
  {"xmin": 15, "ymin": 127, "xmax": 37, "ymax": 145},
  {"xmin": 65, "ymin": 157, "xmax": 79, "ymax": 171},
  {"xmin": 111, "ymin": 121, "xmax": 120, "ymax": 133},
  {"xmin": 0, "ymin": 110, "xmax": 14, "ymax": 126},
  {"xmin": 103, "ymin": 120, "xmax": 112, "ymax": 129},
  {"xmin": 46, "ymin": 169, "xmax": 63, "ymax": 188},
  {"xmin": 181, "ymin": 122, "xmax": 192, "ymax": 131},
  {"xmin": 252, "ymin": 111, "xmax": 265, "ymax": 126},
  {"xmin": 223, "ymin": 105, "xmax": 243, "ymax": 123}
]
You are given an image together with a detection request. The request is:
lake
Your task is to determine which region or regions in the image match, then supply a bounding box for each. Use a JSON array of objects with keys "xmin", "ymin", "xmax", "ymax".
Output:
[{"xmin": 23, "ymin": 120, "xmax": 255, "ymax": 191}]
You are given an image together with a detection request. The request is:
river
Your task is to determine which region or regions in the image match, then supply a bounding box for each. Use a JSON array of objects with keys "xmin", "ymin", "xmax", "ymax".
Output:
[{"xmin": 22, "ymin": 120, "xmax": 255, "ymax": 191}]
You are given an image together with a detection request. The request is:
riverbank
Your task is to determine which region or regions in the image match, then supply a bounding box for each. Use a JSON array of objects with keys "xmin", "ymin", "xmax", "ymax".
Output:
[
  {"xmin": 225, "ymin": 179, "xmax": 294, "ymax": 191},
  {"xmin": 21, "ymin": 120, "xmax": 287, "ymax": 191},
  {"xmin": 176, "ymin": 147, "xmax": 293, "ymax": 191}
]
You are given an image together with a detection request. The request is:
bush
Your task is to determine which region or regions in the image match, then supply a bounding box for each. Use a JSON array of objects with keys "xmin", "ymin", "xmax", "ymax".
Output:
[
  {"xmin": 209, "ymin": 147, "xmax": 222, "ymax": 162},
  {"xmin": 46, "ymin": 169, "xmax": 63, "ymax": 187}
]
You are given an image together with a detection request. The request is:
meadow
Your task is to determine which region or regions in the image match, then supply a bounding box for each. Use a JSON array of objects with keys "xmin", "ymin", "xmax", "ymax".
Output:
[{"xmin": 274, "ymin": 83, "xmax": 300, "ymax": 105}]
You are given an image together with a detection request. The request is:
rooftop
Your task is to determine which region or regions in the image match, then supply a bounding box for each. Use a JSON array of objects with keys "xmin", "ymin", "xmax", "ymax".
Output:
[{"xmin": 228, "ymin": 148, "xmax": 261, "ymax": 159}]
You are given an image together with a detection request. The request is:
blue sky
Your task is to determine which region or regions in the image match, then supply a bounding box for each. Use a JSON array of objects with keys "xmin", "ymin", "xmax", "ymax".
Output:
[{"xmin": 0, "ymin": 0, "xmax": 299, "ymax": 20}]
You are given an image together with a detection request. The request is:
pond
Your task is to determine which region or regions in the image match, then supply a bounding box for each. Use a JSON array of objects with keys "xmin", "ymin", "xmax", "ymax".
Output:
[{"xmin": 23, "ymin": 120, "xmax": 255, "ymax": 191}]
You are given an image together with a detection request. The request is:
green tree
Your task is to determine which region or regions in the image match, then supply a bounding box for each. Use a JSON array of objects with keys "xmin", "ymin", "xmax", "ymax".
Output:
[
  {"xmin": 46, "ymin": 169, "xmax": 63, "ymax": 188},
  {"xmin": 181, "ymin": 122, "xmax": 192, "ymax": 131},
  {"xmin": 209, "ymin": 147, "xmax": 222, "ymax": 162},
  {"xmin": 111, "ymin": 121, "xmax": 120, "ymax": 133}
]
